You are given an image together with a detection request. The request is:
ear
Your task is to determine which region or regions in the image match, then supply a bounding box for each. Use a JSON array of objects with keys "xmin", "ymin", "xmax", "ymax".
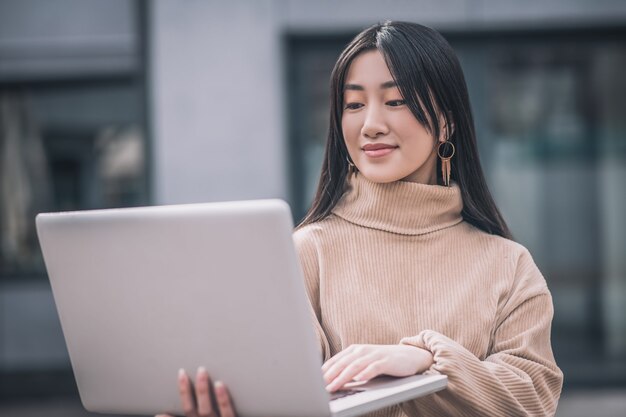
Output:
[
  {"xmin": 438, "ymin": 112, "xmax": 455, "ymax": 142},
  {"xmin": 447, "ymin": 112, "xmax": 455, "ymax": 138}
]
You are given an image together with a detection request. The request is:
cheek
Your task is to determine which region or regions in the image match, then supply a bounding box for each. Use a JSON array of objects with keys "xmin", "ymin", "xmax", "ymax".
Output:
[
  {"xmin": 341, "ymin": 117, "xmax": 361, "ymax": 145},
  {"xmin": 391, "ymin": 112, "xmax": 425, "ymax": 135},
  {"xmin": 392, "ymin": 115, "xmax": 435, "ymax": 145}
]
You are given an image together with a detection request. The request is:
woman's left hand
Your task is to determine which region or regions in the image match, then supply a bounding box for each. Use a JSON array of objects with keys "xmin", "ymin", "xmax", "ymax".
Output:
[
  {"xmin": 322, "ymin": 344, "xmax": 434, "ymax": 392},
  {"xmin": 155, "ymin": 367, "xmax": 237, "ymax": 417}
]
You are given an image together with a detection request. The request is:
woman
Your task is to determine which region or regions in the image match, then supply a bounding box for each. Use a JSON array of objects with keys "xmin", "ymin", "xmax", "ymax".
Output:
[{"xmin": 158, "ymin": 20, "xmax": 563, "ymax": 417}]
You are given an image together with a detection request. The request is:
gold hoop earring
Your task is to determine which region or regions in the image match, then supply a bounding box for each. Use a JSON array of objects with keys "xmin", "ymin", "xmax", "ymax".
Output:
[{"xmin": 437, "ymin": 141, "xmax": 455, "ymax": 187}]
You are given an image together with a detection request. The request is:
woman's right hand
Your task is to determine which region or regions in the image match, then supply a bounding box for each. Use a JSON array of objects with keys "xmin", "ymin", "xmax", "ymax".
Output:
[{"xmin": 156, "ymin": 367, "xmax": 237, "ymax": 417}]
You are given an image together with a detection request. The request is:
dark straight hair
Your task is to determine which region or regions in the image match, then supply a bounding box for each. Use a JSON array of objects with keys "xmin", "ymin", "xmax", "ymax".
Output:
[{"xmin": 297, "ymin": 20, "xmax": 513, "ymax": 240}]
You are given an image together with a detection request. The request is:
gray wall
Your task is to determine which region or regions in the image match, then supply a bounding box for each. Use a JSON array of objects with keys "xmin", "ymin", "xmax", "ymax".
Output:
[
  {"xmin": 0, "ymin": 0, "xmax": 136, "ymax": 81},
  {"xmin": 150, "ymin": 1, "xmax": 287, "ymax": 204}
]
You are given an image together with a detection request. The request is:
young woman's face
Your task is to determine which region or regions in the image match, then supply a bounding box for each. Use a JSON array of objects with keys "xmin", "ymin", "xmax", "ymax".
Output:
[{"xmin": 341, "ymin": 49, "xmax": 446, "ymax": 184}]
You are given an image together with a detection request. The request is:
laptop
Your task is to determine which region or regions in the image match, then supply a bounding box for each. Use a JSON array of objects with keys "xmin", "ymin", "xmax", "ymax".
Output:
[{"xmin": 36, "ymin": 199, "xmax": 447, "ymax": 417}]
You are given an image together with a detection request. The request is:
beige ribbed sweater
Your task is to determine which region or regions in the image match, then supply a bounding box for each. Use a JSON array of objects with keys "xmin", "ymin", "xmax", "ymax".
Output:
[{"xmin": 293, "ymin": 173, "xmax": 563, "ymax": 417}]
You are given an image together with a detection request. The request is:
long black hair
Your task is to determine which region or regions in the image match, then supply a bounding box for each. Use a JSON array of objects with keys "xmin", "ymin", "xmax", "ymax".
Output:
[{"xmin": 297, "ymin": 20, "xmax": 513, "ymax": 240}]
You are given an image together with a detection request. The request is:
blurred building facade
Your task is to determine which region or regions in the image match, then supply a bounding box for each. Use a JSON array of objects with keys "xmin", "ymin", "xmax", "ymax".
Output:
[{"xmin": 0, "ymin": 0, "xmax": 625, "ymax": 405}]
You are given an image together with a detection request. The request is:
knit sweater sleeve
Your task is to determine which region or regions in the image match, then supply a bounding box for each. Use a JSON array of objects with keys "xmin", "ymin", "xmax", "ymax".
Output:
[
  {"xmin": 400, "ymin": 247, "xmax": 564, "ymax": 417},
  {"xmin": 293, "ymin": 227, "xmax": 331, "ymax": 361}
]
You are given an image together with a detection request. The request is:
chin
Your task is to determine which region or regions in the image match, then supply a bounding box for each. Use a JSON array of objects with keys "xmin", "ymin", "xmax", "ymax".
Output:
[{"xmin": 358, "ymin": 169, "xmax": 406, "ymax": 184}]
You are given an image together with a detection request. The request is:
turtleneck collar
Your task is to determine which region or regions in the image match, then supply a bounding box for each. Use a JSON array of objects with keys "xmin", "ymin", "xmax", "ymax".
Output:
[{"xmin": 331, "ymin": 173, "xmax": 464, "ymax": 236}]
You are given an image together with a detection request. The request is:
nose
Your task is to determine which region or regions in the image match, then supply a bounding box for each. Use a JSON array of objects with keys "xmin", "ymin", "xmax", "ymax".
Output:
[{"xmin": 361, "ymin": 103, "xmax": 389, "ymax": 139}]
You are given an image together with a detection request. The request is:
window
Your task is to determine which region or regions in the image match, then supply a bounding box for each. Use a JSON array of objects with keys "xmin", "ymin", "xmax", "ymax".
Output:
[{"xmin": 0, "ymin": 79, "xmax": 149, "ymax": 280}]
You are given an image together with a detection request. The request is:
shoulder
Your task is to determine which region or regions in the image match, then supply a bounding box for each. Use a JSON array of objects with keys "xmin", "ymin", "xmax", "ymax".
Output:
[
  {"xmin": 293, "ymin": 214, "xmax": 345, "ymax": 248},
  {"xmin": 291, "ymin": 216, "xmax": 347, "ymax": 279},
  {"xmin": 292, "ymin": 214, "xmax": 355, "ymax": 264},
  {"xmin": 292, "ymin": 221, "xmax": 323, "ymax": 252},
  {"xmin": 460, "ymin": 222, "xmax": 547, "ymax": 291},
  {"xmin": 292, "ymin": 219, "xmax": 327, "ymax": 262},
  {"xmin": 292, "ymin": 222, "xmax": 322, "ymax": 245},
  {"xmin": 459, "ymin": 222, "xmax": 534, "ymax": 264}
]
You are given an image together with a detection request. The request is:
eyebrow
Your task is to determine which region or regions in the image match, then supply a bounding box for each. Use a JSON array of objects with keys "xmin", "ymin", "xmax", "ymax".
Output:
[{"xmin": 344, "ymin": 80, "xmax": 397, "ymax": 91}]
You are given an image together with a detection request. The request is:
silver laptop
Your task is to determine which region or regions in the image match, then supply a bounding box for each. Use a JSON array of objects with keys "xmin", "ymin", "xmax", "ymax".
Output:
[{"xmin": 36, "ymin": 199, "xmax": 447, "ymax": 417}]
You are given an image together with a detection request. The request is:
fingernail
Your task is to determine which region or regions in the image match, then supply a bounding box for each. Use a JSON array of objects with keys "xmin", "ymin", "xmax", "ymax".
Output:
[
  {"xmin": 178, "ymin": 368, "xmax": 185, "ymax": 379},
  {"xmin": 214, "ymin": 380, "xmax": 224, "ymax": 394},
  {"xmin": 198, "ymin": 366, "xmax": 207, "ymax": 374}
]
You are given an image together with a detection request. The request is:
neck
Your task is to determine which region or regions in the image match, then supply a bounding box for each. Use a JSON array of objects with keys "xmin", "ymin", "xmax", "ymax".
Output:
[
  {"xmin": 399, "ymin": 145, "xmax": 439, "ymax": 185},
  {"xmin": 399, "ymin": 168, "xmax": 438, "ymax": 185}
]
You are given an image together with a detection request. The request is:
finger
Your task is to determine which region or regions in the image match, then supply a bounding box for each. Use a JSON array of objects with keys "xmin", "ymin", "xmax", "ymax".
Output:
[
  {"xmin": 352, "ymin": 359, "xmax": 386, "ymax": 382},
  {"xmin": 178, "ymin": 369, "xmax": 199, "ymax": 417},
  {"xmin": 325, "ymin": 356, "xmax": 378, "ymax": 392},
  {"xmin": 214, "ymin": 381, "xmax": 236, "ymax": 417},
  {"xmin": 321, "ymin": 345, "xmax": 356, "ymax": 373},
  {"xmin": 195, "ymin": 367, "xmax": 214, "ymax": 417},
  {"xmin": 323, "ymin": 352, "xmax": 359, "ymax": 385},
  {"xmin": 323, "ymin": 349, "xmax": 375, "ymax": 385}
]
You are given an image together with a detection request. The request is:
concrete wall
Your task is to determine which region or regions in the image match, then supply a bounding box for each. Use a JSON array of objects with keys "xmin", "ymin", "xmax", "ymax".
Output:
[
  {"xmin": 0, "ymin": 0, "xmax": 137, "ymax": 81},
  {"xmin": 149, "ymin": 1, "xmax": 287, "ymax": 204}
]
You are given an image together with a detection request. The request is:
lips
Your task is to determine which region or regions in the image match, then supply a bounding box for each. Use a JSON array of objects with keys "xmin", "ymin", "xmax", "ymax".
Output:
[
  {"xmin": 362, "ymin": 143, "xmax": 398, "ymax": 158},
  {"xmin": 362, "ymin": 143, "xmax": 397, "ymax": 151}
]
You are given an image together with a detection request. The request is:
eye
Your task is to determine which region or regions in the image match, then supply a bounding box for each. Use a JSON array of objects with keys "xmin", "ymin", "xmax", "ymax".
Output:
[
  {"xmin": 387, "ymin": 99, "xmax": 406, "ymax": 107},
  {"xmin": 344, "ymin": 102, "xmax": 363, "ymax": 110}
]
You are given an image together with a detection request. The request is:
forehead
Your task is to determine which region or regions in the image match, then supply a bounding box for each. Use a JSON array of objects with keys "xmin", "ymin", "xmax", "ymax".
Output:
[{"xmin": 344, "ymin": 50, "xmax": 393, "ymax": 85}]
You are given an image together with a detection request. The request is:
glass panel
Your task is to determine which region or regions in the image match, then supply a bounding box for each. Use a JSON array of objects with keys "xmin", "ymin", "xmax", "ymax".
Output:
[
  {"xmin": 0, "ymin": 81, "xmax": 148, "ymax": 279},
  {"xmin": 288, "ymin": 41, "xmax": 344, "ymax": 219},
  {"xmin": 477, "ymin": 38, "xmax": 626, "ymax": 383}
]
